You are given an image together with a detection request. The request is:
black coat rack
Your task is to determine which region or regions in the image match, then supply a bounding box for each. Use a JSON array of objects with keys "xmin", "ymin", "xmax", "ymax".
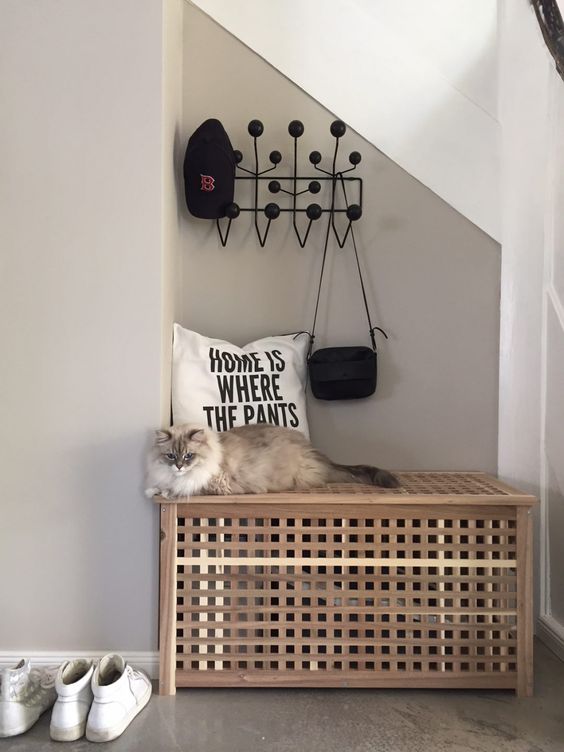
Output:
[{"xmin": 217, "ymin": 119, "xmax": 363, "ymax": 248}]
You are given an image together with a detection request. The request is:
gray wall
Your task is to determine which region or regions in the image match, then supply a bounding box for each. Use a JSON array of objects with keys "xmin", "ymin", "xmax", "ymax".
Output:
[
  {"xmin": 0, "ymin": 1, "xmax": 167, "ymax": 652},
  {"xmin": 180, "ymin": 5, "xmax": 501, "ymax": 473}
]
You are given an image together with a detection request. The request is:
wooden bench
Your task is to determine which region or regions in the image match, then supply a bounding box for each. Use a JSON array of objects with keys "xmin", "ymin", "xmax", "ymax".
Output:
[{"xmin": 156, "ymin": 472, "xmax": 536, "ymax": 696}]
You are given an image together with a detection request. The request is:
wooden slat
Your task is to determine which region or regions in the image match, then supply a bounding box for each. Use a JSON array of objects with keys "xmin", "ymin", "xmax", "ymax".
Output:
[
  {"xmin": 180, "ymin": 604, "xmax": 517, "ymax": 617},
  {"xmin": 178, "ymin": 656, "xmax": 517, "ymax": 666},
  {"xmin": 181, "ymin": 588, "xmax": 517, "ymax": 601},
  {"xmin": 177, "ymin": 633, "xmax": 518, "ymax": 646},
  {"xmin": 179, "ymin": 607, "xmax": 517, "ymax": 624},
  {"xmin": 180, "ymin": 523, "xmax": 518, "ymax": 536},
  {"xmin": 177, "ymin": 641, "xmax": 518, "ymax": 657},
  {"xmin": 177, "ymin": 556, "xmax": 518, "ymax": 568},
  {"xmin": 181, "ymin": 590, "xmax": 516, "ymax": 613},
  {"xmin": 183, "ymin": 541, "xmax": 517, "ymax": 552},
  {"xmin": 165, "ymin": 497, "xmax": 535, "ymax": 510},
  {"xmin": 156, "ymin": 472, "xmax": 537, "ymax": 507},
  {"xmin": 517, "ymin": 506, "xmax": 534, "ymax": 697},
  {"xmin": 159, "ymin": 504, "xmax": 177, "ymax": 696},
  {"xmin": 175, "ymin": 670, "xmax": 518, "ymax": 689},
  {"xmin": 181, "ymin": 572, "xmax": 518, "ymax": 584},
  {"xmin": 179, "ymin": 613, "xmax": 518, "ymax": 629},
  {"xmin": 172, "ymin": 502, "xmax": 527, "ymax": 516}
]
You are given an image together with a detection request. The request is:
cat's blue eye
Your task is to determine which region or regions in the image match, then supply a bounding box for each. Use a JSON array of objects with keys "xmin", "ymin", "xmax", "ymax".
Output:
[
  {"xmin": 183, "ymin": 452, "xmax": 194, "ymax": 461},
  {"xmin": 165, "ymin": 452, "xmax": 177, "ymax": 461}
]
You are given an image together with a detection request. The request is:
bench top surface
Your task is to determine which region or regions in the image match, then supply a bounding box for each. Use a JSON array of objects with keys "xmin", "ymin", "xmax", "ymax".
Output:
[{"xmin": 154, "ymin": 472, "xmax": 537, "ymax": 507}]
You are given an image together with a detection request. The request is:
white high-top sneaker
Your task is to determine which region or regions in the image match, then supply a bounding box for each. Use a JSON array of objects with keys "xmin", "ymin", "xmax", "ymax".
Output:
[
  {"xmin": 0, "ymin": 659, "xmax": 57, "ymax": 738},
  {"xmin": 86, "ymin": 654, "xmax": 151, "ymax": 743},
  {"xmin": 50, "ymin": 659, "xmax": 94, "ymax": 741}
]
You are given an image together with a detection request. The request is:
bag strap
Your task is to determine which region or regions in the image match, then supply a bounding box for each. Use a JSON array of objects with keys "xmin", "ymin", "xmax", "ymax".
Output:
[
  {"xmin": 349, "ymin": 218, "xmax": 388, "ymax": 351},
  {"xmin": 309, "ymin": 171, "xmax": 387, "ymax": 356},
  {"xmin": 309, "ymin": 200, "xmax": 333, "ymax": 358}
]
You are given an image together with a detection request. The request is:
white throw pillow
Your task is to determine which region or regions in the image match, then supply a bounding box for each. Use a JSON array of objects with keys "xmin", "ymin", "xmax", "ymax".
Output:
[{"xmin": 172, "ymin": 324, "xmax": 310, "ymax": 438}]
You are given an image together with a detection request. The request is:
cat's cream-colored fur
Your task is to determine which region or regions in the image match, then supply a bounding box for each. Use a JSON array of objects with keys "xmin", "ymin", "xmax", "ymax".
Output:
[{"xmin": 146, "ymin": 423, "xmax": 398, "ymax": 499}]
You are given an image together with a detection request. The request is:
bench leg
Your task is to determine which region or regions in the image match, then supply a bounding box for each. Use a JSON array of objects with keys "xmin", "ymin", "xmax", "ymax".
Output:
[
  {"xmin": 159, "ymin": 504, "xmax": 177, "ymax": 696},
  {"xmin": 516, "ymin": 506, "xmax": 534, "ymax": 697}
]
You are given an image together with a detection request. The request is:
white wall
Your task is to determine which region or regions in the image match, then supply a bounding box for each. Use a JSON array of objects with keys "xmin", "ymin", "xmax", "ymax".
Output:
[
  {"xmin": 498, "ymin": 0, "xmax": 564, "ymax": 651},
  {"xmin": 180, "ymin": 4, "xmax": 501, "ymax": 473},
  {"xmin": 0, "ymin": 0, "xmax": 181, "ymax": 662},
  {"xmin": 189, "ymin": 0, "xmax": 500, "ymax": 240},
  {"xmin": 352, "ymin": 0, "xmax": 498, "ymax": 117}
]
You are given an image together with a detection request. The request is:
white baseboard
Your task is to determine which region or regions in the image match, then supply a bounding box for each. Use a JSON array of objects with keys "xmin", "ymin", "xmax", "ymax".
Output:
[
  {"xmin": 0, "ymin": 651, "xmax": 159, "ymax": 680},
  {"xmin": 537, "ymin": 614, "xmax": 564, "ymax": 662}
]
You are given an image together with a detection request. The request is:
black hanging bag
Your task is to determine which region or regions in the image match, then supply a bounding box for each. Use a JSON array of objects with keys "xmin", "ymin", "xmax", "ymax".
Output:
[
  {"xmin": 183, "ymin": 118, "xmax": 236, "ymax": 219},
  {"xmin": 307, "ymin": 192, "xmax": 387, "ymax": 401},
  {"xmin": 308, "ymin": 345, "xmax": 377, "ymax": 400}
]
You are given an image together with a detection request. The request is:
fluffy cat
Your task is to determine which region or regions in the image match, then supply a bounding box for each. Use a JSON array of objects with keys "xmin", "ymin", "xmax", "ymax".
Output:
[{"xmin": 145, "ymin": 423, "xmax": 399, "ymax": 499}]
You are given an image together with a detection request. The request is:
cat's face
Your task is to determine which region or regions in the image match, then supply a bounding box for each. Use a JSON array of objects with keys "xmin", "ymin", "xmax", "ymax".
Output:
[{"xmin": 154, "ymin": 427, "xmax": 208, "ymax": 477}]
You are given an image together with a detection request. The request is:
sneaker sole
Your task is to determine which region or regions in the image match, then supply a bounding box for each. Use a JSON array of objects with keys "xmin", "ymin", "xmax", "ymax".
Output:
[
  {"xmin": 50, "ymin": 719, "xmax": 87, "ymax": 742},
  {"xmin": 85, "ymin": 685, "xmax": 151, "ymax": 743}
]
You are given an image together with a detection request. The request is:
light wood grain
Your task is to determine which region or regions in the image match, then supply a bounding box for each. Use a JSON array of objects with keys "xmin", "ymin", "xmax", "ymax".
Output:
[
  {"xmin": 175, "ymin": 670, "xmax": 518, "ymax": 689},
  {"xmin": 517, "ymin": 506, "xmax": 534, "ymax": 697},
  {"xmin": 158, "ymin": 505, "xmax": 177, "ymax": 696},
  {"xmin": 177, "ymin": 556, "xmax": 518, "ymax": 568},
  {"xmin": 158, "ymin": 472, "xmax": 536, "ymax": 695},
  {"xmin": 154, "ymin": 473, "xmax": 537, "ymax": 507}
]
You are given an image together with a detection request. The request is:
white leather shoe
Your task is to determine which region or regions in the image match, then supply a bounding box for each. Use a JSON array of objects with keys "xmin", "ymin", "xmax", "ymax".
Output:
[
  {"xmin": 86, "ymin": 654, "xmax": 151, "ymax": 743},
  {"xmin": 50, "ymin": 659, "xmax": 94, "ymax": 741},
  {"xmin": 0, "ymin": 659, "xmax": 57, "ymax": 738}
]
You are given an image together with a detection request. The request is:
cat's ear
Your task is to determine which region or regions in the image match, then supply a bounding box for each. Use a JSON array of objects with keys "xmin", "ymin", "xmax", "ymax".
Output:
[
  {"xmin": 155, "ymin": 429, "xmax": 172, "ymax": 444},
  {"xmin": 189, "ymin": 428, "xmax": 206, "ymax": 443}
]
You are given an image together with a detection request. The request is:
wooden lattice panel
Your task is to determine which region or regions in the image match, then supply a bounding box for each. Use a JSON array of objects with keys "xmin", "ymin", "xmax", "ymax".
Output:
[
  {"xmin": 157, "ymin": 473, "xmax": 536, "ymax": 696},
  {"xmin": 301, "ymin": 473, "xmax": 517, "ymax": 497}
]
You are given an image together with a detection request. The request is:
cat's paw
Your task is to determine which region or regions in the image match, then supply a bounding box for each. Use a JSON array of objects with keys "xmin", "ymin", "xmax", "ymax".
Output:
[{"xmin": 145, "ymin": 487, "xmax": 174, "ymax": 499}]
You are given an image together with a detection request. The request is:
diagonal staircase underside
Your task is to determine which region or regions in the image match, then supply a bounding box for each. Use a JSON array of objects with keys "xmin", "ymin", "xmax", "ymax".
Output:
[{"xmin": 188, "ymin": 0, "xmax": 500, "ymax": 241}]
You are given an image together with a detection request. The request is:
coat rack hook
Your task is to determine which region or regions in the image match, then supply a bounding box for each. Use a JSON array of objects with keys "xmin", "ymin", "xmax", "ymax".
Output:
[
  {"xmin": 209, "ymin": 117, "xmax": 363, "ymax": 249},
  {"xmin": 331, "ymin": 170, "xmax": 362, "ymax": 248},
  {"xmin": 256, "ymin": 203, "xmax": 280, "ymax": 247},
  {"xmin": 216, "ymin": 203, "xmax": 240, "ymax": 247}
]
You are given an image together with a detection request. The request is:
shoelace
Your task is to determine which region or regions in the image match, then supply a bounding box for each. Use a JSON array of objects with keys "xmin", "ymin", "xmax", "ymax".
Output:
[
  {"xmin": 11, "ymin": 669, "xmax": 54, "ymax": 705},
  {"xmin": 125, "ymin": 666, "xmax": 145, "ymax": 696}
]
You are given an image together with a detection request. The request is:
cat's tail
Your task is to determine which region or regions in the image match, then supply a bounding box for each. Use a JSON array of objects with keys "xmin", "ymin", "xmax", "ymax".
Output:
[{"xmin": 326, "ymin": 462, "xmax": 400, "ymax": 489}]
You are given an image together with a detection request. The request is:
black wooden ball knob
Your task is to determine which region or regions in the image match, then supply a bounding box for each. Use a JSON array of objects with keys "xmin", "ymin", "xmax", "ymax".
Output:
[
  {"xmin": 264, "ymin": 203, "xmax": 280, "ymax": 220},
  {"xmin": 349, "ymin": 151, "xmax": 361, "ymax": 165},
  {"xmin": 233, "ymin": 150, "xmax": 243, "ymax": 164},
  {"xmin": 309, "ymin": 151, "xmax": 322, "ymax": 165},
  {"xmin": 248, "ymin": 119, "xmax": 264, "ymax": 137},
  {"xmin": 288, "ymin": 120, "xmax": 304, "ymax": 138},
  {"xmin": 306, "ymin": 203, "xmax": 322, "ymax": 221},
  {"xmin": 346, "ymin": 204, "xmax": 362, "ymax": 221},
  {"xmin": 268, "ymin": 180, "xmax": 281, "ymax": 194},
  {"xmin": 330, "ymin": 119, "xmax": 347, "ymax": 138},
  {"xmin": 269, "ymin": 150, "xmax": 282, "ymax": 165},
  {"xmin": 225, "ymin": 202, "xmax": 240, "ymax": 219},
  {"xmin": 308, "ymin": 180, "xmax": 321, "ymax": 194}
]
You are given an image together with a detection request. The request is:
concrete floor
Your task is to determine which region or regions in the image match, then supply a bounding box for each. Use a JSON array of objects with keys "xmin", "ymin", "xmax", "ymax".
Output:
[{"xmin": 4, "ymin": 640, "xmax": 564, "ymax": 752}]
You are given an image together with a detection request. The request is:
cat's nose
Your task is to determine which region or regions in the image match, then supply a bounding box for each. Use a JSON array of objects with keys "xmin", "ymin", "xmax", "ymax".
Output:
[{"xmin": 175, "ymin": 463, "xmax": 183, "ymax": 470}]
